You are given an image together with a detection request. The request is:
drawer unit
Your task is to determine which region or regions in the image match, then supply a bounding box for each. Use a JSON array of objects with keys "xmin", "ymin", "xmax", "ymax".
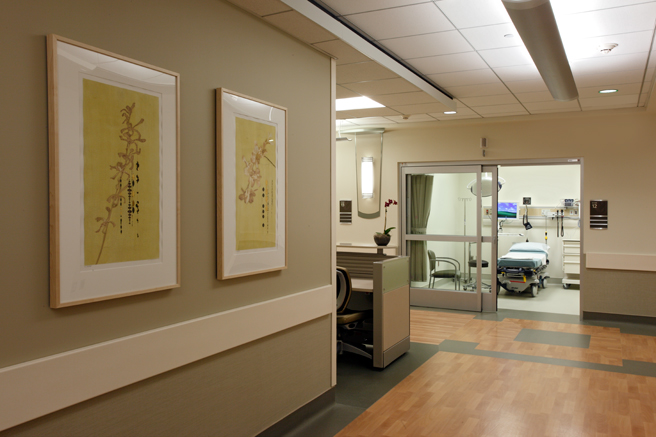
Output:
[{"xmin": 562, "ymin": 239, "xmax": 580, "ymax": 288}]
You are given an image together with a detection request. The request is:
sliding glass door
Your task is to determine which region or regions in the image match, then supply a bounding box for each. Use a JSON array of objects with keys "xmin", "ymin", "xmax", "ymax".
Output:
[{"xmin": 401, "ymin": 165, "xmax": 498, "ymax": 312}]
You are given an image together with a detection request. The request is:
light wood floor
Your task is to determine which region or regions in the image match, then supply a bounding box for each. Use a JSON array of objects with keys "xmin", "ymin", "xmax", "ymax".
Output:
[{"xmin": 337, "ymin": 310, "xmax": 656, "ymax": 437}]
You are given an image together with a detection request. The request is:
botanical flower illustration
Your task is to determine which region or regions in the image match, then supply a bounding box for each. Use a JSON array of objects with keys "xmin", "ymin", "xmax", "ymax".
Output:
[
  {"xmin": 94, "ymin": 102, "xmax": 144, "ymax": 264},
  {"xmin": 239, "ymin": 136, "xmax": 274, "ymax": 204},
  {"xmin": 382, "ymin": 198, "xmax": 398, "ymax": 235}
]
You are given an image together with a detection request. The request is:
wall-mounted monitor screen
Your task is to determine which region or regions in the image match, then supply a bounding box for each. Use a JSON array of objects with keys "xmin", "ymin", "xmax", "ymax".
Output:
[{"xmin": 498, "ymin": 202, "xmax": 518, "ymax": 219}]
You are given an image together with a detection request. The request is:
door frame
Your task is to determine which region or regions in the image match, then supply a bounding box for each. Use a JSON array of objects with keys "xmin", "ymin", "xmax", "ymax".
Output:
[{"xmin": 399, "ymin": 158, "xmax": 584, "ymax": 315}]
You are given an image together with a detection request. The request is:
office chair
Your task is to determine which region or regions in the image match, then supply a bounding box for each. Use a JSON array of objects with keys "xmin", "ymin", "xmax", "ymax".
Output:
[
  {"xmin": 427, "ymin": 250, "xmax": 461, "ymax": 290},
  {"xmin": 336, "ymin": 266, "xmax": 373, "ymax": 360}
]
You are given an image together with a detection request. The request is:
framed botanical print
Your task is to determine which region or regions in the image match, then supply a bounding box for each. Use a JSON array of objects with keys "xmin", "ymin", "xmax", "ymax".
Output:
[
  {"xmin": 216, "ymin": 89, "xmax": 287, "ymax": 279},
  {"xmin": 47, "ymin": 35, "xmax": 180, "ymax": 307}
]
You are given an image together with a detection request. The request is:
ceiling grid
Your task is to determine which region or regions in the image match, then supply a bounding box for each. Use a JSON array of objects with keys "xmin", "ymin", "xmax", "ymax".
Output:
[{"xmin": 226, "ymin": 0, "xmax": 656, "ymax": 126}]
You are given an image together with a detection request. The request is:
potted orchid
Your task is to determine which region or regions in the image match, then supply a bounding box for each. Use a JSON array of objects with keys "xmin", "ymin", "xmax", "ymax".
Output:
[{"xmin": 374, "ymin": 198, "xmax": 397, "ymax": 246}]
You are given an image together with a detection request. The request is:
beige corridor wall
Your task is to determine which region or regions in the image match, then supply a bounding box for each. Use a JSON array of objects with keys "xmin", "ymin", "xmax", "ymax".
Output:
[
  {"xmin": 336, "ymin": 109, "xmax": 656, "ymax": 317},
  {"xmin": 0, "ymin": 0, "xmax": 331, "ymax": 434}
]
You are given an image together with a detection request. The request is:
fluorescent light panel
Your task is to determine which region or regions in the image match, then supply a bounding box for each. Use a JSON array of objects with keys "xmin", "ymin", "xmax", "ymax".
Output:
[
  {"xmin": 336, "ymin": 97, "xmax": 385, "ymax": 111},
  {"xmin": 361, "ymin": 157, "xmax": 374, "ymax": 199}
]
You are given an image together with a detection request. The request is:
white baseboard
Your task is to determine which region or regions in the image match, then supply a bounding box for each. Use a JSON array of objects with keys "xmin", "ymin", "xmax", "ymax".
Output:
[
  {"xmin": 586, "ymin": 253, "xmax": 656, "ymax": 272},
  {"xmin": 0, "ymin": 285, "xmax": 333, "ymax": 432}
]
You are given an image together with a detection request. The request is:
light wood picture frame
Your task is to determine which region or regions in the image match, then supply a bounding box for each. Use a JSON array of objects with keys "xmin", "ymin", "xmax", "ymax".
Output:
[
  {"xmin": 217, "ymin": 89, "xmax": 287, "ymax": 279},
  {"xmin": 47, "ymin": 35, "xmax": 180, "ymax": 308}
]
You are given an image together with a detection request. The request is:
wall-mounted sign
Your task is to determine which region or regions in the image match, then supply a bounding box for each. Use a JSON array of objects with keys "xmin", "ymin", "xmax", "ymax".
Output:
[
  {"xmin": 340, "ymin": 200, "xmax": 352, "ymax": 224},
  {"xmin": 590, "ymin": 200, "xmax": 608, "ymax": 229}
]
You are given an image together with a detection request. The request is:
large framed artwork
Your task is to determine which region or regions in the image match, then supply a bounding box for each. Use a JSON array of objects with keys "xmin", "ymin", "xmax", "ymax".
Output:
[
  {"xmin": 47, "ymin": 35, "xmax": 180, "ymax": 308},
  {"xmin": 217, "ymin": 89, "xmax": 287, "ymax": 279}
]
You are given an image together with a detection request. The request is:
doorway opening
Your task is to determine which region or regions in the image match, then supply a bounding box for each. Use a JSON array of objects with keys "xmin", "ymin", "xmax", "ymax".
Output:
[
  {"xmin": 400, "ymin": 160, "xmax": 582, "ymax": 316},
  {"xmin": 495, "ymin": 163, "xmax": 581, "ymax": 316}
]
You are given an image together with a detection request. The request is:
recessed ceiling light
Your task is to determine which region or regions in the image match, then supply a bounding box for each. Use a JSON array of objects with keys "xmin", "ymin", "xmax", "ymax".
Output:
[
  {"xmin": 336, "ymin": 97, "xmax": 384, "ymax": 111},
  {"xmin": 444, "ymin": 111, "xmax": 457, "ymax": 115},
  {"xmin": 598, "ymin": 89, "xmax": 618, "ymax": 94}
]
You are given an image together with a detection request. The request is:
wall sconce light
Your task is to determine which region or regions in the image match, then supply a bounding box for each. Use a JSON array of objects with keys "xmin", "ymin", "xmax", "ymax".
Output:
[
  {"xmin": 346, "ymin": 127, "xmax": 384, "ymax": 218},
  {"xmin": 361, "ymin": 157, "xmax": 374, "ymax": 198}
]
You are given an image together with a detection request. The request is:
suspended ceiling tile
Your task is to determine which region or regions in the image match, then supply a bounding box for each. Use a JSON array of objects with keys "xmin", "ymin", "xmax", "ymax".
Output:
[
  {"xmin": 436, "ymin": 0, "xmax": 511, "ymax": 28},
  {"xmin": 460, "ymin": 23, "xmax": 522, "ymax": 51},
  {"xmin": 313, "ymin": 40, "xmax": 370, "ymax": 65},
  {"xmin": 408, "ymin": 51, "xmax": 488, "ymax": 75},
  {"xmin": 385, "ymin": 114, "xmax": 439, "ymax": 123},
  {"xmin": 337, "ymin": 107, "xmax": 402, "ymax": 118},
  {"xmin": 556, "ymin": 3, "xmax": 656, "ymax": 40},
  {"xmin": 573, "ymin": 69, "xmax": 646, "ymax": 87},
  {"xmin": 639, "ymin": 92, "xmax": 650, "ymax": 106},
  {"xmin": 579, "ymin": 93, "xmax": 639, "ymax": 108},
  {"xmin": 528, "ymin": 107, "xmax": 582, "ymax": 114},
  {"xmin": 336, "ymin": 85, "xmax": 361, "ymax": 99},
  {"xmin": 578, "ymin": 82, "xmax": 643, "ymax": 98},
  {"xmin": 647, "ymin": 52, "xmax": 656, "ymax": 70},
  {"xmin": 472, "ymin": 103, "xmax": 528, "ymax": 115},
  {"xmin": 505, "ymin": 79, "xmax": 549, "ymax": 94},
  {"xmin": 550, "ymin": 0, "xmax": 656, "ymax": 15},
  {"xmin": 319, "ymin": 0, "xmax": 426, "ymax": 16},
  {"xmin": 570, "ymin": 53, "xmax": 648, "ymax": 75},
  {"xmin": 336, "ymin": 119, "xmax": 358, "ymax": 128},
  {"xmin": 646, "ymin": 68, "xmax": 656, "ymax": 79},
  {"xmin": 459, "ymin": 94, "xmax": 519, "ymax": 107},
  {"xmin": 372, "ymin": 91, "xmax": 442, "ymax": 106},
  {"xmin": 264, "ymin": 10, "xmax": 336, "ymax": 44},
  {"xmin": 344, "ymin": 116, "xmax": 396, "ymax": 125},
  {"xmin": 523, "ymin": 100, "xmax": 581, "ymax": 112},
  {"xmin": 336, "ymin": 61, "xmax": 399, "ymax": 84},
  {"xmin": 428, "ymin": 68, "xmax": 500, "ymax": 88},
  {"xmin": 447, "ymin": 82, "xmax": 511, "ymax": 99},
  {"xmin": 389, "ymin": 102, "xmax": 453, "ymax": 115},
  {"xmin": 380, "ymin": 31, "xmax": 474, "ymax": 60},
  {"xmin": 493, "ymin": 64, "xmax": 543, "ymax": 82},
  {"xmin": 345, "ymin": 3, "xmax": 454, "ymax": 40},
  {"xmin": 514, "ymin": 91, "xmax": 555, "ymax": 103},
  {"xmin": 564, "ymin": 31, "xmax": 654, "ymax": 61},
  {"xmin": 479, "ymin": 46, "xmax": 533, "ymax": 68},
  {"xmin": 227, "ymin": 0, "xmax": 291, "ymax": 16},
  {"xmin": 343, "ymin": 78, "xmax": 421, "ymax": 96},
  {"xmin": 483, "ymin": 111, "xmax": 530, "ymax": 118}
]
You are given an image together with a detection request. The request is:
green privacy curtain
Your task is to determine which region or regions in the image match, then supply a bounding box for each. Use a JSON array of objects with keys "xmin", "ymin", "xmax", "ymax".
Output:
[{"xmin": 409, "ymin": 174, "xmax": 434, "ymax": 282}]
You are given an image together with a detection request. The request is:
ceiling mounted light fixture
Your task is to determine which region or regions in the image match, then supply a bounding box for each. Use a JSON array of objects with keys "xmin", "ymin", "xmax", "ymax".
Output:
[
  {"xmin": 444, "ymin": 111, "xmax": 457, "ymax": 115},
  {"xmin": 501, "ymin": 0, "xmax": 578, "ymax": 102},
  {"xmin": 336, "ymin": 96, "xmax": 385, "ymax": 111},
  {"xmin": 599, "ymin": 89, "xmax": 618, "ymax": 94}
]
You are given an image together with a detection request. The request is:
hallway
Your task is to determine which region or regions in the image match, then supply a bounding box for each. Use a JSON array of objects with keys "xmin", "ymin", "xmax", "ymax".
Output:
[{"xmin": 283, "ymin": 308, "xmax": 656, "ymax": 437}]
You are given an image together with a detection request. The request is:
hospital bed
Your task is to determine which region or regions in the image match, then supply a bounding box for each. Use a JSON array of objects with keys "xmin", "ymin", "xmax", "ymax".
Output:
[{"xmin": 497, "ymin": 242, "xmax": 550, "ymax": 297}]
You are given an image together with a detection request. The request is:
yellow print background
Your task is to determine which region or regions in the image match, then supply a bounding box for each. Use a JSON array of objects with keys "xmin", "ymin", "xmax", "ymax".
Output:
[
  {"xmin": 83, "ymin": 79, "xmax": 160, "ymax": 265},
  {"xmin": 235, "ymin": 117, "xmax": 277, "ymax": 251}
]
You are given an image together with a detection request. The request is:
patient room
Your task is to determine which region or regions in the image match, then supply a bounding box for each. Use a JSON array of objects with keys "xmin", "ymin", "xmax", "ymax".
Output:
[{"xmin": 411, "ymin": 164, "xmax": 581, "ymax": 316}]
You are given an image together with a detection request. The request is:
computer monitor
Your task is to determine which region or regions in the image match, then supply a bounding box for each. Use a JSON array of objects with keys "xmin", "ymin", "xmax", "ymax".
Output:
[{"xmin": 498, "ymin": 202, "xmax": 518, "ymax": 219}]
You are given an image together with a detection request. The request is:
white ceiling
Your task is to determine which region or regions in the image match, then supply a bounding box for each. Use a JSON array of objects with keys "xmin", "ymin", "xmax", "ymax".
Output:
[{"xmin": 227, "ymin": 0, "xmax": 656, "ymax": 127}]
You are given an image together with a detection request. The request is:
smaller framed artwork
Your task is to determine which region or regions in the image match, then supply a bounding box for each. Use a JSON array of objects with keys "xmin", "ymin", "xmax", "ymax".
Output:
[
  {"xmin": 47, "ymin": 35, "xmax": 180, "ymax": 307},
  {"xmin": 217, "ymin": 89, "xmax": 287, "ymax": 279}
]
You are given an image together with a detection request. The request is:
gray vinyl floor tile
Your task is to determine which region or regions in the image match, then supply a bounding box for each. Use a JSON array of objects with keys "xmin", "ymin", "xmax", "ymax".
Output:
[
  {"xmin": 335, "ymin": 342, "xmax": 439, "ymax": 410},
  {"xmin": 514, "ymin": 328, "xmax": 591, "ymax": 348},
  {"xmin": 277, "ymin": 342, "xmax": 439, "ymax": 437}
]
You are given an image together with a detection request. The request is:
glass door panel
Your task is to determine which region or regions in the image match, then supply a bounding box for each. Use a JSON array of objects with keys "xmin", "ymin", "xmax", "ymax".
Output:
[{"xmin": 402, "ymin": 165, "xmax": 498, "ymax": 312}]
